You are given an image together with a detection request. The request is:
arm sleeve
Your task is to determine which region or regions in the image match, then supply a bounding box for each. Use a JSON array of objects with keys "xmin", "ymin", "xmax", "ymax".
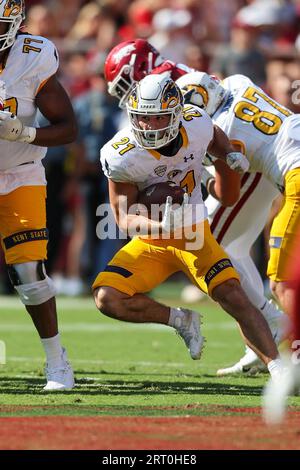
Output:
[{"xmin": 34, "ymin": 39, "xmax": 59, "ymax": 95}]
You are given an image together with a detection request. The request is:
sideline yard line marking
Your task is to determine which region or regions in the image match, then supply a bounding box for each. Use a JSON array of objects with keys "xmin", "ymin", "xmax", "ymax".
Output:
[
  {"xmin": 13, "ymin": 374, "xmax": 172, "ymax": 384},
  {"xmin": 0, "ymin": 296, "xmax": 96, "ymax": 310},
  {"xmin": 0, "ymin": 322, "xmax": 236, "ymax": 332},
  {"xmin": 7, "ymin": 357, "xmax": 187, "ymax": 367}
]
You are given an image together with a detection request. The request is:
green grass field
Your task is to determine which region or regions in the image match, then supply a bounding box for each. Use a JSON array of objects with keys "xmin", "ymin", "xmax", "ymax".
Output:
[{"xmin": 1, "ymin": 282, "xmax": 299, "ymax": 417}]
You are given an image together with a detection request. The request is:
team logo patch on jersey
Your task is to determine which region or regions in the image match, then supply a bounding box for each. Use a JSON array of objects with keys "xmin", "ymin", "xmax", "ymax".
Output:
[
  {"xmin": 154, "ymin": 165, "xmax": 167, "ymax": 177},
  {"xmin": 3, "ymin": 0, "xmax": 22, "ymax": 17},
  {"xmin": 205, "ymin": 258, "xmax": 233, "ymax": 286},
  {"xmin": 269, "ymin": 237, "xmax": 282, "ymax": 249}
]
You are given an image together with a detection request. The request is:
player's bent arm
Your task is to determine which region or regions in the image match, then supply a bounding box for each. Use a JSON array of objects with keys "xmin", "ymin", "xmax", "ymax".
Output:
[
  {"xmin": 0, "ymin": 75, "xmax": 78, "ymax": 146},
  {"xmin": 108, "ymin": 180, "xmax": 161, "ymax": 235},
  {"xmin": 205, "ymin": 126, "xmax": 241, "ymax": 206},
  {"xmin": 207, "ymin": 125, "xmax": 236, "ymax": 160},
  {"xmin": 208, "ymin": 125, "xmax": 249, "ymax": 174},
  {"xmin": 34, "ymin": 74, "xmax": 78, "ymax": 146}
]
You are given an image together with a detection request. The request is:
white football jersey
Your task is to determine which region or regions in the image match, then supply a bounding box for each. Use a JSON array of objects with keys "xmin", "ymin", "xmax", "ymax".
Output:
[
  {"xmin": 0, "ymin": 33, "xmax": 59, "ymax": 171},
  {"xmin": 101, "ymin": 105, "xmax": 214, "ymax": 224},
  {"xmin": 213, "ymin": 74, "xmax": 299, "ymax": 188}
]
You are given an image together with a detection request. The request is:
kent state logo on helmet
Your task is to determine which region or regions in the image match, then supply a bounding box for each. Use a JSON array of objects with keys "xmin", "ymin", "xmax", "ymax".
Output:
[
  {"xmin": 161, "ymin": 80, "xmax": 183, "ymax": 110},
  {"xmin": 176, "ymin": 72, "xmax": 227, "ymax": 116},
  {"xmin": 1, "ymin": 0, "xmax": 24, "ymax": 17},
  {"xmin": 0, "ymin": 0, "xmax": 25, "ymax": 52}
]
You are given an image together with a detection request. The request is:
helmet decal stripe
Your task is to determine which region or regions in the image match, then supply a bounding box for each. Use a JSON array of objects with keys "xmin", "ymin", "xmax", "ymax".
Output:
[{"xmin": 3, "ymin": 0, "xmax": 22, "ymax": 17}]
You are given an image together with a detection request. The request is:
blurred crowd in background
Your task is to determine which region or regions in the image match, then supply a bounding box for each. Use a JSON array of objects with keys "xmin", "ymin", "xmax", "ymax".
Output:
[{"xmin": 2, "ymin": 0, "xmax": 300, "ymax": 296}]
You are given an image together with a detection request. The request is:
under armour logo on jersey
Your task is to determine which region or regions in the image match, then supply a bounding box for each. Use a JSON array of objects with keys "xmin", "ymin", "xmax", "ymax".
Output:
[{"xmin": 184, "ymin": 154, "xmax": 194, "ymax": 163}]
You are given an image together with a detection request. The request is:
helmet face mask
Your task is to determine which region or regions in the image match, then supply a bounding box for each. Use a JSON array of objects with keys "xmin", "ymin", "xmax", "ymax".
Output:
[
  {"xmin": 107, "ymin": 57, "xmax": 139, "ymax": 108},
  {"xmin": 127, "ymin": 74, "xmax": 183, "ymax": 149},
  {"xmin": 176, "ymin": 71, "xmax": 227, "ymax": 116},
  {"xmin": 105, "ymin": 39, "xmax": 162, "ymax": 109},
  {"xmin": 0, "ymin": 0, "xmax": 25, "ymax": 52}
]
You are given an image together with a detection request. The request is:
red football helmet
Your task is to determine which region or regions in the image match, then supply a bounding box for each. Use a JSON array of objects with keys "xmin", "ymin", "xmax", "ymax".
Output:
[{"xmin": 104, "ymin": 39, "xmax": 163, "ymax": 108}]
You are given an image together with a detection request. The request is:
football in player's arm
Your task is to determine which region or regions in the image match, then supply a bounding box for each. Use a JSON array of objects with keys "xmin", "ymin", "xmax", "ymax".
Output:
[{"xmin": 108, "ymin": 122, "xmax": 245, "ymax": 237}]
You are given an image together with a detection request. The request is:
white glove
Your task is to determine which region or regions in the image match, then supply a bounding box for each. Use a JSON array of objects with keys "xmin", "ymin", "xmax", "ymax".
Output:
[
  {"xmin": 161, "ymin": 193, "xmax": 191, "ymax": 234},
  {"xmin": 226, "ymin": 152, "xmax": 249, "ymax": 173},
  {"xmin": 0, "ymin": 111, "xmax": 36, "ymax": 143}
]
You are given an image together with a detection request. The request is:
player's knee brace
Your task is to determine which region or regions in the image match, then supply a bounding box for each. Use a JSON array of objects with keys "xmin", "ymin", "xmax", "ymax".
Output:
[{"xmin": 7, "ymin": 261, "xmax": 56, "ymax": 305}]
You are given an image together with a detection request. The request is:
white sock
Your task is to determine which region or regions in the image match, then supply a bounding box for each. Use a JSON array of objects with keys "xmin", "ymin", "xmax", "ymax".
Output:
[
  {"xmin": 168, "ymin": 307, "xmax": 187, "ymax": 329},
  {"xmin": 268, "ymin": 357, "xmax": 283, "ymax": 380},
  {"xmin": 41, "ymin": 333, "xmax": 63, "ymax": 367}
]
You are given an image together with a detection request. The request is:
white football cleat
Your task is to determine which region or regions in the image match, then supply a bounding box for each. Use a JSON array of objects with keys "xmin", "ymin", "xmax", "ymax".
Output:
[
  {"xmin": 43, "ymin": 348, "xmax": 75, "ymax": 391},
  {"xmin": 217, "ymin": 347, "xmax": 261, "ymax": 376},
  {"xmin": 216, "ymin": 315, "xmax": 288, "ymax": 376},
  {"xmin": 175, "ymin": 308, "xmax": 205, "ymax": 360}
]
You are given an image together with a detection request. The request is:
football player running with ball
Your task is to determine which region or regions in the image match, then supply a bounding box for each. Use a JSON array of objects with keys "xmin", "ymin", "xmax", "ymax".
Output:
[
  {"xmin": 0, "ymin": 1, "xmax": 77, "ymax": 390},
  {"xmin": 93, "ymin": 73, "xmax": 284, "ymax": 382},
  {"xmin": 104, "ymin": 39, "xmax": 288, "ymax": 376}
]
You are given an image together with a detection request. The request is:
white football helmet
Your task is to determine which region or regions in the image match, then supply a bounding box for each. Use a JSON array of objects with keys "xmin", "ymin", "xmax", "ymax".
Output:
[
  {"xmin": 0, "ymin": 0, "xmax": 25, "ymax": 52},
  {"xmin": 127, "ymin": 73, "xmax": 183, "ymax": 149},
  {"xmin": 176, "ymin": 71, "xmax": 228, "ymax": 116}
]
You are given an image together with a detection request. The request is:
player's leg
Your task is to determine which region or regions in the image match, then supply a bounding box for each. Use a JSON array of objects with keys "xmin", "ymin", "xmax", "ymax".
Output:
[
  {"xmin": 205, "ymin": 174, "xmax": 287, "ymax": 373},
  {"xmin": 291, "ymin": 256, "xmax": 300, "ymax": 392},
  {"xmin": 0, "ymin": 185, "xmax": 74, "ymax": 390},
  {"xmin": 233, "ymin": 256, "xmax": 287, "ymax": 338},
  {"xmin": 216, "ymin": 256, "xmax": 290, "ymax": 375},
  {"xmin": 268, "ymin": 168, "xmax": 300, "ymax": 312},
  {"xmin": 179, "ymin": 221, "xmax": 283, "ymax": 377},
  {"xmin": 263, "ymin": 250, "xmax": 300, "ymax": 424},
  {"xmin": 210, "ymin": 173, "xmax": 286, "ymax": 334},
  {"xmin": 93, "ymin": 237, "xmax": 205, "ymax": 360},
  {"xmin": 262, "ymin": 222, "xmax": 300, "ymax": 424}
]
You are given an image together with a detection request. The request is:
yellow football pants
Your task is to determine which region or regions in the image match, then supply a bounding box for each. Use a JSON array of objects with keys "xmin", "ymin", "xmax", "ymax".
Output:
[
  {"xmin": 268, "ymin": 168, "xmax": 300, "ymax": 281},
  {"xmin": 0, "ymin": 185, "xmax": 48, "ymax": 264},
  {"xmin": 93, "ymin": 220, "xmax": 239, "ymax": 297}
]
